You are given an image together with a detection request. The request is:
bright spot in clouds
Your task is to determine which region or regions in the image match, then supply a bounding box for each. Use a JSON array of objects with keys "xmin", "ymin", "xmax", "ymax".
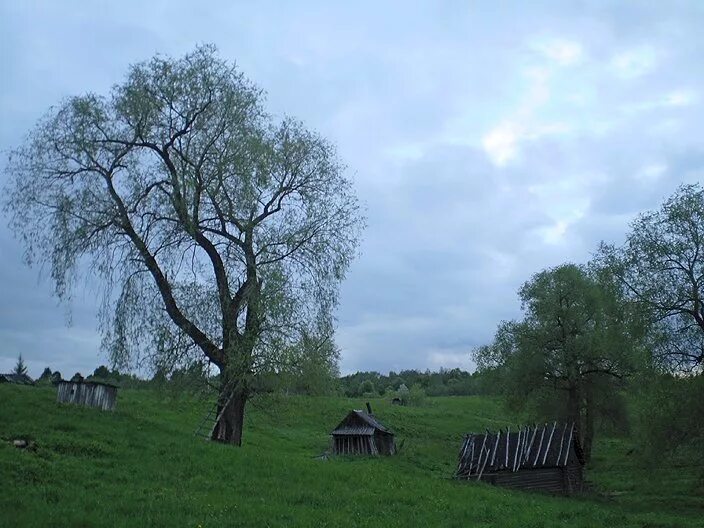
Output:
[
  {"xmin": 663, "ymin": 89, "xmax": 697, "ymax": 107},
  {"xmin": 533, "ymin": 38, "xmax": 584, "ymax": 66},
  {"xmin": 482, "ymin": 122, "xmax": 521, "ymax": 166},
  {"xmin": 610, "ymin": 46, "xmax": 659, "ymax": 79},
  {"xmin": 637, "ymin": 164, "xmax": 668, "ymax": 182}
]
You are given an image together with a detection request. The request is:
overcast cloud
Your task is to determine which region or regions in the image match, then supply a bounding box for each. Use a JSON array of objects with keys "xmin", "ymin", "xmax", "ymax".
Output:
[{"xmin": 2, "ymin": 1, "xmax": 704, "ymax": 377}]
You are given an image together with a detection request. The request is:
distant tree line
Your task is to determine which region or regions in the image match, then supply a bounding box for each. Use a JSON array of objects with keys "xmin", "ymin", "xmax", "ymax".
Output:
[
  {"xmin": 36, "ymin": 365, "xmax": 148, "ymax": 388},
  {"xmin": 338, "ymin": 368, "xmax": 502, "ymax": 399},
  {"xmin": 30, "ymin": 360, "xmax": 502, "ymax": 403}
]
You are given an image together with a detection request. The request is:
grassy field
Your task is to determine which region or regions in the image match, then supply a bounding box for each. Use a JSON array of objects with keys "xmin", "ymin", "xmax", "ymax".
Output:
[{"xmin": 0, "ymin": 385, "xmax": 701, "ymax": 527}]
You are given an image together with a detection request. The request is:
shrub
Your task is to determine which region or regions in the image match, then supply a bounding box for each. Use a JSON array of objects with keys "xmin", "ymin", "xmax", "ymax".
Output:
[{"xmin": 408, "ymin": 384, "xmax": 426, "ymax": 406}]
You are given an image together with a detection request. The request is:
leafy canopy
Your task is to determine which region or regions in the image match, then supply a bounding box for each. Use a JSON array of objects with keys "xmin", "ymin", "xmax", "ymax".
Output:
[
  {"xmin": 3, "ymin": 45, "xmax": 363, "ymax": 385},
  {"xmin": 475, "ymin": 263, "xmax": 644, "ymax": 413},
  {"xmin": 598, "ymin": 184, "xmax": 704, "ymax": 372}
]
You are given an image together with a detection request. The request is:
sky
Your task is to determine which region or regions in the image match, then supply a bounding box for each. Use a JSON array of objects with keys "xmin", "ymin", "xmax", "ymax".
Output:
[{"xmin": 2, "ymin": 1, "xmax": 704, "ymax": 378}]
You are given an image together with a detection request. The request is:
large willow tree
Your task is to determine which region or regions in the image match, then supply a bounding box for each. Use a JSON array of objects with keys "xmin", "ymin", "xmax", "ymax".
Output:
[{"xmin": 3, "ymin": 46, "xmax": 363, "ymax": 445}]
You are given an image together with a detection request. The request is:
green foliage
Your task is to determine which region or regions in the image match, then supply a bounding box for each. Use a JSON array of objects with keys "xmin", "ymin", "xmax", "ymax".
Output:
[
  {"xmin": 396, "ymin": 383, "xmax": 410, "ymax": 405},
  {"xmin": 597, "ymin": 183, "xmax": 704, "ymax": 372},
  {"xmin": 271, "ymin": 331, "xmax": 341, "ymax": 396},
  {"xmin": 594, "ymin": 184, "xmax": 704, "ymax": 469},
  {"xmin": 91, "ymin": 365, "xmax": 111, "ymax": 379},
  {"xmin": 0, "ymin": 385, "xmax": 701, "ymax": 527},
  {"xmin": 13, "ymin": 354, "xmax": 28, "ymax": 376},
  {"xmin": 163, "ymin": 363, "xmax": 211, "ymax": 398},
  {"xmin": 359, "ymin": 379, "xmax": 376, "ymax": 396},
  {"xmin": 3, "ymin": 46, "xmax": 363, "ymax": 441},
  {"xmin": 635, "ymin": 372, "xmax": 704, "ymax": 472},
  {"xmin": 150, "ymin": 367, "xmax": 168, "ymax": 387},
  {"xmin": 37, "ymin": 367, "xmax": 53, "ymax": 383},
  {"xmin": 474, "ymin": 263, "xmax": 645, "ymax": 459},
  {"xmin": 341, "ymin": 368, "xmax": 499, "ymax": 398},
  {"xmin": 407, "ymin": 384, "xmax": 426, "ymax": 406}
]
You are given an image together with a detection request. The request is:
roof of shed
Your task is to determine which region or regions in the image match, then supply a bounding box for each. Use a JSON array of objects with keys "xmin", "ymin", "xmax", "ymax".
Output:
[
  {"xmin": 58, "ymin": 379, "xmax": 119, "ymax": 389},
  {"xmin": 331, "ymin": 410, "xmax": 393, "ymax": 436},
  {"xmin": 0, "ymin": 373, "xmax": 35, "ymax": 385},
  {"xmin": 332, "ymin": 426, "xmax": 375, "ymax": 436},
  {"xmin": 455, "ymin": 422, "xmax": 584, "ymax": 479}
]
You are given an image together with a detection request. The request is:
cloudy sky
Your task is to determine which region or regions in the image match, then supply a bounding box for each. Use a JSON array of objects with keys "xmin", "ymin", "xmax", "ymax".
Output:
[{"xmin": 2, "ymin": 1, "xmax": 704, "ymax": 378}]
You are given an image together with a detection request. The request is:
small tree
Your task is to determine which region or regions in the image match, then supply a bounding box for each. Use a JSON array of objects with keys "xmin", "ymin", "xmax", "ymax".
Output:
[
  {"xmin": 408, "ymin": 384, "xmax": 426, "ymax": 406},
  {"xmin": 37, "ymin": 367, "xmax": 53, "ymax": 383},
  {"xmin": 281, "ymin": 330, "xmax": 340, "ymax": 396},
  {"xmin": 3, "ymin": 45, "xmax": 363, "ymax": 445},
  {"xmin": 92, "ymin": 365, "xmax": 111, "ymax": 379},
  {"xmin": 359, "ymin": 379, "xmax": 375, "ymax": 396},
  {"xmin": 150, "ymin": 367, "xmax": 168, "ymax": 387},
  {"xmin": 13, "ymin": 354, "xmax": 28, "ymax": 376},
  {"xmin": 50, "ymin": 371, "xmax": 62, "ymax": 385}
]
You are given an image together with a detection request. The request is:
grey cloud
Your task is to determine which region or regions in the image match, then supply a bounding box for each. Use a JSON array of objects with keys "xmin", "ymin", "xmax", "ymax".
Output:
[{"xmin": 2, "ymin": 1, "xmax": 704, "ymax": 377}]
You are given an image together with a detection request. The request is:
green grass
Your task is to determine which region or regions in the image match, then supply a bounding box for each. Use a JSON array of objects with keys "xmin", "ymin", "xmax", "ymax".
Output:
[{"xmin": 0, "ymin": 385, "xmax": 701, "ymax": 527}]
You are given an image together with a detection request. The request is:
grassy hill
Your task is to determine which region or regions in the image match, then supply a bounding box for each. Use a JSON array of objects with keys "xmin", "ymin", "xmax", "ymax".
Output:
[{"xmin": 0, "ymin": 385, "xmax": 701, "ymax": 527}]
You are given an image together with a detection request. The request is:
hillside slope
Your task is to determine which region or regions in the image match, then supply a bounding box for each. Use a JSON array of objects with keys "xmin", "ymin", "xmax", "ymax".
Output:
[{"xmin": 0, "ymin": 385, "xmax": 700, "ymax": 527}]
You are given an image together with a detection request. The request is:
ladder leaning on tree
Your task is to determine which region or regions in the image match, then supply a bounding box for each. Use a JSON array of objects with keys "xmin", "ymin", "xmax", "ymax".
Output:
[{"xmin": 194, "ymin": 388, "xmax": 237, "ymax": 440}]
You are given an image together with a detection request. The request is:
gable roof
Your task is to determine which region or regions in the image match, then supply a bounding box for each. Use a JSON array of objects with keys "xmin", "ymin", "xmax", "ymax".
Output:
[
  {"xmin": 455, "ymin": 422, "xmax": 583, "ymax": 479},
  {"xmin": 0, "ymin": 373, "xmax": 35, "ymax": 385},
  {"xmin": 331, "ymin": 410, "xmax": 393, "ymax": 436}
]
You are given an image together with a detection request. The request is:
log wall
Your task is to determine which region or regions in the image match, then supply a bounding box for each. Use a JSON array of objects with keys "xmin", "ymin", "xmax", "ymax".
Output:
[
  {"xmin": 484, "ymin": 466, "xmax": 583, "ymax": 494},
  {"xmin": 56, "ymin": 381, "xmax": 117, "ymax": 411}
]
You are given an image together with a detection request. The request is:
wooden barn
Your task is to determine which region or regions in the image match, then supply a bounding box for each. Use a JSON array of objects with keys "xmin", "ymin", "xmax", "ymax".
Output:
[
  {"xmin": 331, "ymin": 404, "xmax": 396, "ymax": 456},
  {"xmin": 455, "ymin": 422, "xmax": 584, "ymax": 494},
  {"xmin": 56, "ymin": 379, "xmax": 118, "ymax": 411}
]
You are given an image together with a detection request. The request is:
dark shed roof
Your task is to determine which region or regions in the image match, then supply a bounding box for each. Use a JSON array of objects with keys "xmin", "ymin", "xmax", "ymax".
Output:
[
  {"xmin": 0, "ymin": 373, "xmax": 35, "ymax": 385},
  {"xmin": 59, "ymin": 379, "xmax": 119, "ymax": 389},
  {"xmin": 331, "ymin": 410, "xmax": 393, "ymax": 436},
  {"xmin": 456, "ymin": 422, "xmax": 584, "ymax": 479}
]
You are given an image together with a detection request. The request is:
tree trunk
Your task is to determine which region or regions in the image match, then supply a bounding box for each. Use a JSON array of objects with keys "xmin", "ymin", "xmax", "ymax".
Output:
[
  {"xmin": 583, "ymin": 382, "xmax": 594, "ymax": 463},
  {"xmin": 567, "ymin": 384, "xmax": 587, "ymax": 464},
  {"xmin": 211, "ymin": 386, "xmax": 247, "ymax": 446},
  {"xmin": 567, "ymin": 385, "xmax": 581, "ymax": 431}
]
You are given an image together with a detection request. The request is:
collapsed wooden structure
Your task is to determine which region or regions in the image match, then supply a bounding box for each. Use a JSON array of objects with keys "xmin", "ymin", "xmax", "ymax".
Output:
[
  {"xmin": 56, "ymin": 379, "xmax": 118, "ymax": 411},
  {"xmin": 455, "ymin": 422, "xmax": 584, "ymax": 494},
  {"xmin": 331, "ymin": 404, "xmax": 396, "ymax": 456}
]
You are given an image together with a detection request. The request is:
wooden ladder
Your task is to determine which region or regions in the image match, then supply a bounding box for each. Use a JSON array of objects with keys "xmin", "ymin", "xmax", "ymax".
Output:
[{"xmin": 194, "ymin": 390, "xmax": 236, "ymax": 440}]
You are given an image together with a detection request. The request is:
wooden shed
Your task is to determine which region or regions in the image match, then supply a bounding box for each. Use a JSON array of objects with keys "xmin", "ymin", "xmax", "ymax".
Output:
[
  {"xmin": 455, "ymin": 422, "xmax": 584, "ymax": 494},
  {"xmin": 0, "ymin": 373, "xmax": 35, "ymax": 385},
  {"xmin": 56, "ymin": 379, "xmax": 118, "ymax": 411},
  {"xmin": 331, "ymin": 404, "xmax": 395, "ymax": 456}
]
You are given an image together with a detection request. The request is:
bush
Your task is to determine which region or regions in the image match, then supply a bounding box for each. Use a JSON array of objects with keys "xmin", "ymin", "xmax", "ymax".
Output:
[
  {"xmin": 359, "ymin": 380, "xmax": 375, "ymax": 395},
  {"xmin": 408, "ymin": 384, "xmax": 426, "ymax": 406},
  {"xmin": 637, "ymin": 373, "xmax": 704, "ymax": 470},
  {"xmin": 396, "ymin": 383, "xmax": 410, "ymax": 405}
]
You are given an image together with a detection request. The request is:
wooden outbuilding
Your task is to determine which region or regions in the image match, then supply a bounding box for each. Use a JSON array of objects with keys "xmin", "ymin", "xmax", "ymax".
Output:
[
  {"xmin": 56, "ymin": 379, "xmax": 118, "ymax": 411},
  {"xmin": 331, "ymin": 404, "xmax": 396, "ymax": 456},
  {"xmin": 0, "ymin": 373, "xmax": 35, "ymax": 385},
  {"xmin": 455, "ymin": 422, "xmax": 584, "ymax": 494}
]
